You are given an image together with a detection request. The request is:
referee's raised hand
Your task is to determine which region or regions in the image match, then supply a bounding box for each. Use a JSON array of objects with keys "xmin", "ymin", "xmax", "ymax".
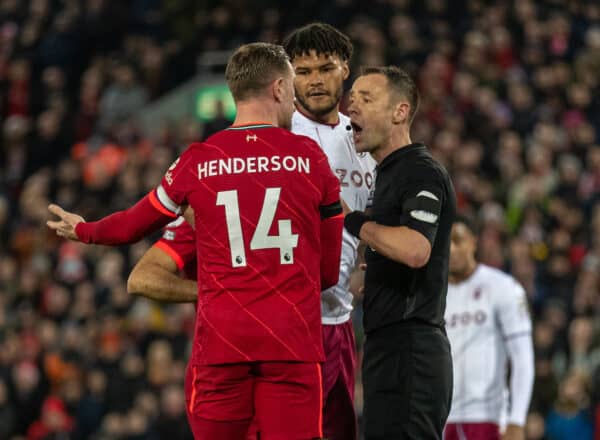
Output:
[{"xmin": 47, "ymin": 204, "xmax": 85, "ymax": 241}]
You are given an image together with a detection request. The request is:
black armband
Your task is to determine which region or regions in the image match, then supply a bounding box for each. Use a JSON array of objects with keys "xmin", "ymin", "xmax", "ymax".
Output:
[
  {"xmin": 320, "ymin": 200, "xmax": 343, "ymax": 219},
  {"xmin": 344, "ymin": 211, "xmax": 371, "ymax": 238}
]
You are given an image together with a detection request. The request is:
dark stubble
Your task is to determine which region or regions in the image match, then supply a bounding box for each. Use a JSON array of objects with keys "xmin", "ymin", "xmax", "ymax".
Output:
[{"xmin": 295, "ymin": 82, "xmax": 343, "ymax": 118}]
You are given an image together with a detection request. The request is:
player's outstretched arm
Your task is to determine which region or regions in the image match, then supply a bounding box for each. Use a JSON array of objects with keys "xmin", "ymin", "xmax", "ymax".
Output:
[
  {"xmin": 47, "ymin": 193, "xmax": 179, "ymax": 245},
  {"xmin": 128, "ymin": 245, "xmax": 197, "ymax": 303}
]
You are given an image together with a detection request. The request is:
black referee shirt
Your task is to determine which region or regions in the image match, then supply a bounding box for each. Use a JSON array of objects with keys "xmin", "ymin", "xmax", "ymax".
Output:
[{"xmin": 363, "ymin": 143, "xmax": 456, "ymax": 333}]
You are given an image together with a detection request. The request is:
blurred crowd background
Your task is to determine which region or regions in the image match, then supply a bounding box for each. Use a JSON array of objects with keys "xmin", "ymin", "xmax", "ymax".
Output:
[{"xmin": 1, "ymin": 0, "xmax": 600, "ymax": 439}]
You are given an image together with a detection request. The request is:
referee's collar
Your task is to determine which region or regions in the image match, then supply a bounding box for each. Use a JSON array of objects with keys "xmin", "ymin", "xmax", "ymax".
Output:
[{"xmin": 377, "ymin": 143, "xmax": 427, "ymax": 171}]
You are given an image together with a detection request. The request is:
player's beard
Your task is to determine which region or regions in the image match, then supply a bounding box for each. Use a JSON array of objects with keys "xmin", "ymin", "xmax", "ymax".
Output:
[
  {"xmin": 449, "ymin": 259, "xmax": 475, "ymax": 282},
  {"xmin": 448, "ymin": 262, "xmax": 466, "ymax": 282},
  {"xmin": 448, "ymin": 271, "xmax": 464, "ymax": 284},
  {"xmin": 296, "ymin": 83, "xmax": 343, "ymax": 118}
]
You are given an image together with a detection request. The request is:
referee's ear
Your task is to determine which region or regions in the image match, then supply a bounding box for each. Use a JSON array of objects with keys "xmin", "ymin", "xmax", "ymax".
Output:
[{"xmin": 391, "ymin": 100, "xmax": 411, "ymax": 125}]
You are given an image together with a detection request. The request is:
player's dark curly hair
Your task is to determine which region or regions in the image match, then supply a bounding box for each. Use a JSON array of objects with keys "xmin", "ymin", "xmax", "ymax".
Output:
[
  {"xmin": 453, "ymin": 214, "xmax": 479, "ymax": 235},
  {"xmin": 282, "ymin": 22, "xmax": 353, "ymax": 62}
]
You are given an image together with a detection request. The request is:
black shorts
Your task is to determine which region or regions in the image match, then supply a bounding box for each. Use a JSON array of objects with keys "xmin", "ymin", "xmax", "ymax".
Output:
[{"xmin": 362, "ymin": 323, "xmax": 453, "ymax": 440}]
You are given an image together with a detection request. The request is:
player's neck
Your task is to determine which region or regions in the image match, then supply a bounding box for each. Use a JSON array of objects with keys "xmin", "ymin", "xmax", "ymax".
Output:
[
  {"xmin": 233, "ymin": 100, "xmax": 278, "ymax": 127},
  {"xmin": 449, "ymin": 260, "xmax": 478, "ymax": 284},
  {"xmin": 295, "ymin": 102, "xmax": 340, "ymax": 126}
]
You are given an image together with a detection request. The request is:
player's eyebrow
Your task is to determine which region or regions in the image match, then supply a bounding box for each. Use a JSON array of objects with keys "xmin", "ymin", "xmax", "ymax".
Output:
[{"xmin": 295, "ymin": 61, "xmax": 336, "ymax": 71}]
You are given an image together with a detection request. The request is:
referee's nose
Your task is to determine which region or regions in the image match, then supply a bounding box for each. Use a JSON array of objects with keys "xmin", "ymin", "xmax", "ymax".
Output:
[{"xmin": 347, "ymin": 99, "xmax": 357, "ymax": 117}]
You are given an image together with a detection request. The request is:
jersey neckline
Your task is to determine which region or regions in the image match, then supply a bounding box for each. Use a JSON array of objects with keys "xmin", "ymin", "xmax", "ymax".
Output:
[
  {"xmin": 449, "ymin": 264, "xmax": 483, "ymax": 287},
  {"xmin": 226, "ymin": 122, "xmax": 275, "ymax": 130},
  {"xmin": 294, "ymin": 105, "xmax": 341, "ymax": 128}
]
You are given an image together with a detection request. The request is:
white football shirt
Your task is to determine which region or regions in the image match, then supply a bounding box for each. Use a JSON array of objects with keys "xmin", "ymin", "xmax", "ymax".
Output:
[
  {"xmin": 445, "ymin": 264, "xmax": 532, "ymax": 424},
  {"xmin": 292, "ymin": 110, "xmax": 376, "ymax": 324}
]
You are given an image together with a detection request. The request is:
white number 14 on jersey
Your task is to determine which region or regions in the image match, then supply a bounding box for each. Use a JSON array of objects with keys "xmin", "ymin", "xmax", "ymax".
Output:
[{"xmin": 217, "ymin": 188, "xmax": 299, "ymax": 267}]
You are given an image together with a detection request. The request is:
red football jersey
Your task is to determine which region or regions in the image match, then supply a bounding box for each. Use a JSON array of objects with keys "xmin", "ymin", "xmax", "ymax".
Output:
[
  {"xmin": 155, "ymin": 123, "xmax": 340, "ymax": 365},
  {"xmin": 154, "ymin": 216, "xmax": 197, "ymax": 280}
]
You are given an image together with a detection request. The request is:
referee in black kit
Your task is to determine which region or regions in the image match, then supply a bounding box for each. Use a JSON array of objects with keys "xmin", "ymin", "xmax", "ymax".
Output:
[{"xmin": 345, "ymin": 66, "xmax": 456, "ymax": 439}]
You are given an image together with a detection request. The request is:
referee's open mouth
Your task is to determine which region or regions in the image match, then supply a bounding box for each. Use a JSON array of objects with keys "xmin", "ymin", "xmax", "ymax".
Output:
[{"xmin": 350, "ymin": 121, "xmax": 363, "ymax": 143}]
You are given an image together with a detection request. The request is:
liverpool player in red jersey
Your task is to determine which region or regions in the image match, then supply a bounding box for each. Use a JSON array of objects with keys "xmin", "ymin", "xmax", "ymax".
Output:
[{"xmin": 47, "ymin": 42, "xmax": 344, "ymax": 440}]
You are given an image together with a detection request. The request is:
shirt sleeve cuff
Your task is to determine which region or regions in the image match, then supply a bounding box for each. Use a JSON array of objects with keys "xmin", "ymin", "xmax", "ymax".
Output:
[{"xmin": 154, "ymin": 240, "xmax": 185, "ymax": 270}]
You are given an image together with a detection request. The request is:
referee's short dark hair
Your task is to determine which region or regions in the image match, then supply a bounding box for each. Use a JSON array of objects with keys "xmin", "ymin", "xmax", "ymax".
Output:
[
  {"xmin": 282, "ymin": 22, "xmax": 353, "ymax": 62},
  {"xmin": 360, "ymin": 66, "xmax": 420, "ymax": 124},
  {"xmin": 226, "ymin": 42, "xmax": 290, "ymax": 102}
]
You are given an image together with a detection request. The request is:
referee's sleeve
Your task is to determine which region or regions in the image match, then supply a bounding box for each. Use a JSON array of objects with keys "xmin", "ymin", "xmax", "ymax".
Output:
[{"xmin": 400, "ymin": 176, "xmax": 444, "ymax": 246}]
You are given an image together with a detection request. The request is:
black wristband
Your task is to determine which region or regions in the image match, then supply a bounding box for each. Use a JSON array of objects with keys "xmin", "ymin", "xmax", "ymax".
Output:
[{"xmin": 344, "ymin": 211, "xmax": 371, "ymax": 238}]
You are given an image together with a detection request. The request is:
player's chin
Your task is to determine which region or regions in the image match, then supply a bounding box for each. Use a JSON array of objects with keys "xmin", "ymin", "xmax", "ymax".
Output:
[{"xmin": 306, "ymin": 99, "xmax": 336, "ymax": 115}]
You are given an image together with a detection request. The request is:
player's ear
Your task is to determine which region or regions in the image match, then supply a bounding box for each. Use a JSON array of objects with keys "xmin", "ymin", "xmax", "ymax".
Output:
[
  {"xmin": 342, "ymin": 61, "xmax": 350, "ymax": 81},
  {"xmin": 272, "ymin": 77, "xmax": 285, "ymax": 103}
]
